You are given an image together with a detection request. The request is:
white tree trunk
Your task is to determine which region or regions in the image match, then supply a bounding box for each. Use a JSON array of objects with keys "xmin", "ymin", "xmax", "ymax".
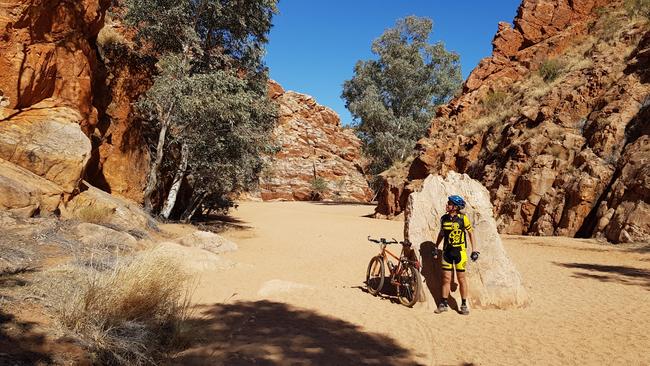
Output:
[
  {"xmin": 143, "ymin": 121, "xmax": 169, "ymax": 212},
  {"xmin": 161, "ymin": 142, "xmax": 189, "ymax": 219}
]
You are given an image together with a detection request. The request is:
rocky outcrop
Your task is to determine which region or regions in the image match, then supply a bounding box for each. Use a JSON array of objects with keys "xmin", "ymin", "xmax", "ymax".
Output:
[
  {"xmin": 0, "ymin": 0, "xmax": 110, "ymax": 130},
  {"xmin": 60, "ymin": 186, "xmax": 157, "ymax": 233},
  {"xmin": 0, "ymin": 100, "xmax": 91, "ymax": 193},
  {"xmin": 0, "ymin": 158, "xmax": 63, "ymax": 217},
  {"xmin": 257, "ymin": 81, "xmax": 372, "ymax": 202},
  {"xmin": 377, "ymin": 1, "xmax": 650, "ymax": 243},
  {"xmin": 405, "ymin": 172, "xmax": 529, "ymax": 309}
]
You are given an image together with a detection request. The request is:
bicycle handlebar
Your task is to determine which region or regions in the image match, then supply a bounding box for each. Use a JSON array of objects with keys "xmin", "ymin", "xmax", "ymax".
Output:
[{"xmin": 367, "ymin": 236, "xmax": 404, "ymax": 245}]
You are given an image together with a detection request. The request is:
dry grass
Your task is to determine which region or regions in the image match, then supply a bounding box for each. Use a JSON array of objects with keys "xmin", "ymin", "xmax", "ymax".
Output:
[
  {"xmin": 75, "ymin": 205, "xmax": 115, "ymax": 225},
  {"xmin": 97, "ymin": 25, "xmax": 127, "ymax": 50},
  {"xmin": 464, "ymin": 90, "xmax": 517, "ymax": 136},
  {"xmin": 51, "ymin": 251, "xmax": 193, "ymax": 365}
]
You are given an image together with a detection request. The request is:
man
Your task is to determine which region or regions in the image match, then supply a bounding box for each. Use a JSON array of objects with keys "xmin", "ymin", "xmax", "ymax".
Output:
[{"xmin": 433, "ymin": 195, "xmax": 480, "ymax": 315}]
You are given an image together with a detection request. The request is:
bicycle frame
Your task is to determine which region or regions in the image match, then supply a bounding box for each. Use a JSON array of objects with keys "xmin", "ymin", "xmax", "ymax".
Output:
[{"xmin": 377, "ymin": 243, "xmax": 420, "ymax": 284}]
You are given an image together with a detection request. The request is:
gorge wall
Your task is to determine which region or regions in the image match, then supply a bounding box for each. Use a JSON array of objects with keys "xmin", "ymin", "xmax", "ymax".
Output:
[
  {"xmin": 255, "ymin": 81, "xmax": 373, "ymax": 202},
  {"xmin": 376, "ymin": 0, "xmax": 650, "ymax": 243}
]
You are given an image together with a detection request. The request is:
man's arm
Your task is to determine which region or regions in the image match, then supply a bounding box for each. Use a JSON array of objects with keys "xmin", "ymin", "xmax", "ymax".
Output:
[
  {"xmin": 433, "ymin": 230, "xmax": 443, "ymax": 257},
  {"xmin": 468, "ymin": 230, "xmax": 477, "ymax": 253}
]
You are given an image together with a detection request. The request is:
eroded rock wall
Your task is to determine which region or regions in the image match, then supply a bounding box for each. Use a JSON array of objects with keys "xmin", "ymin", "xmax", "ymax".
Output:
[{"xmin": 257, "ymin": 81, "xmax": 372, "ymax": 202}]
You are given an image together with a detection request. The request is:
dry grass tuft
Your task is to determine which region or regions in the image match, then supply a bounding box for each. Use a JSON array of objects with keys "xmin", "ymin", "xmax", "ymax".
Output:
[
  {"xmin": 75, "ymin": 205, "xmax": 115, "ymax": 225},
  {"xmin": 97, "ymin": 25, "xmax": 127, "ymax": 50},
  {"xmin": 53, "ymin": 251, "xmax": 193, "ymax": 365}
]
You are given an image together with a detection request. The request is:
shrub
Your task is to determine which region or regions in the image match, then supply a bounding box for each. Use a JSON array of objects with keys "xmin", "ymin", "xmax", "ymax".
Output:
[
  {"xmin": 310, "ymin": 177, "xmax": 329, "ymax": 195},
  {"xmin": 481, "ymin": 90, "xmax": 508, "ymax": 113},
  {"xmin": 538, "ymin": 59, "xmax": 564, "ymax": 82},
  {"xmin": 76, "ymin": 206, "xmax": 115, "ymax": 225},
  {"xmin": 56, "ymin": 252, "xmax": 192, "ymax": 365}
]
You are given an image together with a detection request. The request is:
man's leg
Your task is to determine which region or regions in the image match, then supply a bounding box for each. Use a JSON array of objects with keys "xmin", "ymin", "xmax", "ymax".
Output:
[
  {"xmin": 457, "ymin": 271, "xmax": 467, "ymax": 299},
  {"xmin": 442, "ymin": 270, "xmax": 452, "ymax": 299},
  {"xmin": 435, "ymin": 267, "xmax": 453, "ymax": 313},
  {"xmin": 456, "ymin": 251, "xmax": 469, "ymax": 315}
]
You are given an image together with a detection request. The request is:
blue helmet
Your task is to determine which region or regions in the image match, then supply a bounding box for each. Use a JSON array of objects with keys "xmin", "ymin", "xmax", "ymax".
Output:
[{"xmin": 447, "ymin": 195, "xmax": 466, "ymax": 209}]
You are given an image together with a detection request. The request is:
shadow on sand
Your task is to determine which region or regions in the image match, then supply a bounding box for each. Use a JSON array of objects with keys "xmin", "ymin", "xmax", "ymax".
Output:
[
  {"xmin": 172, "ymin": 300, "xmax": 424, "ymax": 365},
  {"xmin": 555, "ymin": 262, "xmax": 650, "ymax": 289}
]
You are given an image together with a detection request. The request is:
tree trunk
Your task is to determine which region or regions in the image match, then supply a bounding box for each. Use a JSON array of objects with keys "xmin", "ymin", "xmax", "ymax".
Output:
[
  {"xmin": 143, "ymin": 121, "xmax": 169, "ymax": 212},
  {"xmin": 160, "ymin": 142, "xmax": 189, "ymax": 219},
  {"xmin": 181, "ymin": 192, "xmax": 206, "ymax": 223},
  {"xmin": 143, "ymin": 101, "xmax": 175, "ymax": 212}
]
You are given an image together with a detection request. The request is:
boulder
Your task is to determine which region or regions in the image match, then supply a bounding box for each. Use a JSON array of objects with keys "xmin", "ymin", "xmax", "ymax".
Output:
[
  {"xmin": 74, "ymin": 222, "xmax": 138, "ymax": 248},
  {"xmin": 404, "ymin": 172, "xmax": 530, "ymax": 309},
  {"xmin": 60, "ymin": 186, "xmax": 157, "ymax": 233},
  {"xmin": 151, "ymin": 242, "xmax": 234, "ymax": 274},
  {"xmin": 175, "ymin": 230, "xmax": 238, "ymax": 255},
  {"xmin": 0, "ymin": 158, "xmax": 63, "ymax": 217},
  {"xmin": 0, "ymin": 101, "xmax": 91, "ymax": 193},
  {"xmin": 257, "ymin": 279, "xmax": 314, "ymax": 297}
]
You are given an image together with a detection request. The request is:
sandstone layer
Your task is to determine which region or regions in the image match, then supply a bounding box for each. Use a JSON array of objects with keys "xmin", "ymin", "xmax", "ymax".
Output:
[
  {"xmin": 257, "ymin": 81, "xmax": 372, "ymax": 202},
  {"xmin": 376, "ymin": 0, "xmax": 650, "ymax": 243}
]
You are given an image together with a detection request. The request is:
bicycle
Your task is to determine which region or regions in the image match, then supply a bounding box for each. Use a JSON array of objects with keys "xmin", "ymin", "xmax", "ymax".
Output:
[{"xmin": 365, "ymin": 236, "xmax": 422, "ymax": 307}]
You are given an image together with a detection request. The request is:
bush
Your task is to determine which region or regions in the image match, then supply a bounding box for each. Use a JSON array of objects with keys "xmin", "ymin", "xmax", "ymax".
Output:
[
  {"xmin": 310, "ymin": 177, "xmax": 329, "ymax": 195},
  {"xmin": 538, "ymin": 59, "xmax": 564, "ymax": 82},
  {"xmin": 57, "ymin": 252, "xmax": 192, "ymax": 365},
  {"xmin": 76, "ymin": 206, "xmax": 115, "ymax": 224},
  {"xmin": 481, "ymin": 90, "xmax": 508, "ymax": 113}
]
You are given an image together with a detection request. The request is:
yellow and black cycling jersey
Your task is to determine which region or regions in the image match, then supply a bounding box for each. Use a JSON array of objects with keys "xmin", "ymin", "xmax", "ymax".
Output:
[
  {"xmin": 440, "ymin": 213, "xmax": 472, "ymax": 248},
  {"xmin": 440, "ymin": 213, "xmax": 473, "ymax": 272}
]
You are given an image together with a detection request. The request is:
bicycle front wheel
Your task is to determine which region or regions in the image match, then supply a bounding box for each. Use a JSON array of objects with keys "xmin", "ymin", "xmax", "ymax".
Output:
[
  {"xmin": 365, "ymin": 256, "xmax": 385, "ymax": 296},
  {"xmin": 397, "ymin": 264, "xmax": 421, "ymax": 307}
]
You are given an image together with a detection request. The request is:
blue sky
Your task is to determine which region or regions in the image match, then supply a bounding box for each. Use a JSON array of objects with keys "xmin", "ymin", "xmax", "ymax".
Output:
[{"xmin": 264, "ymin": 0, "xmax": 522, "ymax": 125}]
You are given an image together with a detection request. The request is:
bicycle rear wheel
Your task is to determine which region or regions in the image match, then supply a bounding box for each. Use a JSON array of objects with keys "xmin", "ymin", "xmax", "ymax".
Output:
[
  {"xmin": 365, "ymin": 256, "xmax": 385, "ymax": 296},
  {"xmin": 397, "ymin": 264, "xmax": 421, "ymax": 307}
]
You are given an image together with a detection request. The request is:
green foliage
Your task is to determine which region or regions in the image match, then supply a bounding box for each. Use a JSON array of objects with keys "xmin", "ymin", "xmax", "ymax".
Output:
[
  {"xmin": 342, "ymin": 16, "xmax": 462, "ymax": 175},
  {"xmin": 538, "ymin": 59, "xmax": 564, "ymax": 83},
  {"xmin": 626, "ymin": 0, "xmax": 650, "ymax": 19},
  {"xmin": 310, "ymin": 177, "xmax": 329, "ymax": 195},
  {"xmin": 125, "ymin": 0, "xmax": 278, "ymax": 217},
  {"xmin": 481, "ymin": 90, "xmax": 507, "ymax": 113}
]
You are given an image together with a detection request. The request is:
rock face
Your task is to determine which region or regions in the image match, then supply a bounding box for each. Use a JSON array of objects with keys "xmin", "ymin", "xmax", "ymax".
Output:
[
  {"xmin": 377, "ymin": 1, "xmax": 650, "ymax": 243},
  {"xmin": 405, "ymin": 172, "xmax": 530, "ymax": 309},
  {"xmin": 0, "ymin": 101, "xmax": 91, "ymax": 193},
  {"xmin": 0, "ymin": 158, "xmax": 63, "ymax": 217},
  {"xmin": 0, "ymin": 0, "xmax": 110, "ymax": 129},
  {"xmin": 257, "ymin": 81, "xmax": 373, "ymax": 202}
]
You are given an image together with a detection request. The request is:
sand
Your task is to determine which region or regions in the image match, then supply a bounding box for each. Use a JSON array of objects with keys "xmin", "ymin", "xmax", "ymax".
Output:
[{"xmin": 172, "ymin": 201, "xmax": 650, "ymax": 365}]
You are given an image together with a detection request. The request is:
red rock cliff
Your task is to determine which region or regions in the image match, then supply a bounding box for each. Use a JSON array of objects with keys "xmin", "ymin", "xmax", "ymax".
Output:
[{"xmin": 256, "ymin": 81, "xmax": 373, "ymax": 202}]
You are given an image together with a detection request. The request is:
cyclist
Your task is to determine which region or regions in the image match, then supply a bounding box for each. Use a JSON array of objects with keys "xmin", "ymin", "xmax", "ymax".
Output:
[{"xmin": 432, "ymin": 195, "xmax": 479, "ymax": 315}]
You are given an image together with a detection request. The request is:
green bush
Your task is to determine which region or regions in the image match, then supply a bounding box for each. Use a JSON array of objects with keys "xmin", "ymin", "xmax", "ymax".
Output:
[
  {"xmin": 538, "ymin": 59, "xmax": 564, "ymax": 83},
  {"xmin": 310, "ymin": 177, "xmax": 329, "ymax": 195}
]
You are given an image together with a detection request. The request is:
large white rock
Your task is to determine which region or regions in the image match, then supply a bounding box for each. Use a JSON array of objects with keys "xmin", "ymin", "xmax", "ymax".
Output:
[
  {"xmin": 175, "ymin": 230, "xmax": 238, "ymax": 254},
  {"xmin": 405, "ymin": 172, "xmax": 530, "ymax": 309}
]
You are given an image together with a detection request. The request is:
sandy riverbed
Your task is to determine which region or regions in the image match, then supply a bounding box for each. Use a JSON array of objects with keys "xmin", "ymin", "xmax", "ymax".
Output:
[{"xmin": 171, "ymin": 201, "xmax": 650, "ymax": 366}]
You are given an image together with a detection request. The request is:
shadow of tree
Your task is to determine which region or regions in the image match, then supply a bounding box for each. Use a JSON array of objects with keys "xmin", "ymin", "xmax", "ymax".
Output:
[
  {"xmin": 172, "ymin": 300, "xmax": 424, "ymax": 365},
  {"xmin": 555, "ymin": 262, "xmax": 650, "ymax": 289},
  {"xmin": 0, "ymin": 278, "xmax": 52, "ymax": 366}
]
